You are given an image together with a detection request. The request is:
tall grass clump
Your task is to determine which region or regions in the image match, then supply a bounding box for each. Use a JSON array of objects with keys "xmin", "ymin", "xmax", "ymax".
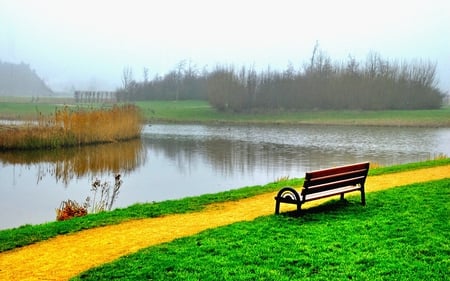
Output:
[{"xmin": 0, "ymin": 104, "xmax": 142, "ymax": 150}]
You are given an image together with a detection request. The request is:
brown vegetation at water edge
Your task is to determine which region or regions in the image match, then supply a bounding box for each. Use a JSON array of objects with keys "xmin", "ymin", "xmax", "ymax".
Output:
[
  {"xmin": 0, "ymin": 104, "xmax": 143, "ymax": 150},
  {"xmin": 55, "ymin": 200, "xmax": 88, "ymax": 221}
]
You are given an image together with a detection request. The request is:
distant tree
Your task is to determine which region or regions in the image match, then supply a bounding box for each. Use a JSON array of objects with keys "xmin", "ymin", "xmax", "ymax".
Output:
[
  {"xmin": 114, "ymin": 49, "xmax": 443, "ymax": 110},
  {"xmin": 74, "ymin": 91, "xmax": 80, "ymax": 103},
  {"xmin": 143, "ymin": 67, "xmax": 149, "ymax": 84},
  {"xmin": 122, "ymin": 66, "xmax": 134, "ymax": 90},
  {"xmin": 175, "ymin": 60, "xmax": 186, "ymax": 101}
]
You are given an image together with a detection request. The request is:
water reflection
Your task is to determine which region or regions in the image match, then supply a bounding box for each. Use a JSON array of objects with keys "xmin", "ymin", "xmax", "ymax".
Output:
[
  {"xmin": 0, "ymin": 139, "xmax": 146, "ymax": 185},
  {"xmin": 144, "ymin": 124, "xmax": 447, "ymax": 177}
]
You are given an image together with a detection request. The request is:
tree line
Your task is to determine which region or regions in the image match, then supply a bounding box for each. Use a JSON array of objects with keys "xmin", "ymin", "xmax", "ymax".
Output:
[
  {"xmin": 115, "ymin": 61, "xmax": 207, "ymax": 102},
  {"xmin": 114, "ymin": 48, "xmax": 444, "ymax": 111}
]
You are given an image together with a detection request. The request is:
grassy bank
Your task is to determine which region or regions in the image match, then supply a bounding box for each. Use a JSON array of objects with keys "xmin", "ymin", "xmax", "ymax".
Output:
[
  {"xmin": 137, "ymin": 100, "xmax": 450, "ymax": 126},
  {"xmin": 73, "ymin": 178, "xmax": 450, "ymax": 280},
  {"xmin": 0, "ymin": 104, "xmax": 142, "ymax": 150},
  {"xmin": 2, "ymin": 100, "xmax": 450, "ymax": 127},
  {"xmin": 0, "ymin": 101, "xmax": 64, "ymax": 120},
  {"xmin": 1, "ymin": 158, "xmax": 449, "ymax": 253}
]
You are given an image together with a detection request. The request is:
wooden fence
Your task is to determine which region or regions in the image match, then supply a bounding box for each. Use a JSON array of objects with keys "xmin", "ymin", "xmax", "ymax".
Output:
[{"xmin": 74, "ymin": 91, "xmax": 116, "ymax": 103}]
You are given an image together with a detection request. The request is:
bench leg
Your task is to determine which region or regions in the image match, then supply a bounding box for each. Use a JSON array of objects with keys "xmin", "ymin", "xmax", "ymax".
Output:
[
  {"xmin": 296, "ymin": 203, "xmax": 302, "ymax": 215},
  {"xmin": 340, "ymin": 193, "xmax": 344, "ymax": 201},
  {"xmin": 361, "ymin": 189, "xmax": 366, "ymax": 206},
  {"xmin": 275, "ymin": 199, "xmax": 280, "ymax": 214}
]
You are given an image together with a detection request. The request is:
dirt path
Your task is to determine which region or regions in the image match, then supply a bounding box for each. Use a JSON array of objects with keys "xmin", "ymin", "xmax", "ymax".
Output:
[{"xmin": 1, "ymin": 165, "xmax": 449, "ymax": 281}]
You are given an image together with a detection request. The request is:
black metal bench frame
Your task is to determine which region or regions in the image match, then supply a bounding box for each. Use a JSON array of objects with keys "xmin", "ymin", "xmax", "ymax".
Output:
[{"xmin": 274, "ymin": 162, "xmax": 370, "ymax": 214}]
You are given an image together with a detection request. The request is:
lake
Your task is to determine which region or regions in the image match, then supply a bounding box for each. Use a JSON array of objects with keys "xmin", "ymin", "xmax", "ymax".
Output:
[{"xmin": 1, "ymin": 123, "xmax": 449, "ymax": 230}]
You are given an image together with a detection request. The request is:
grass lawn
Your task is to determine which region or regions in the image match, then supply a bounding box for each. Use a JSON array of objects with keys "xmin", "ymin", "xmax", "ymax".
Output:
[
  {"xmin": 0, "ymin": 102, "xmax": 63, "ymax": 119},
  {"xmin": 73, "ymin": 178, "xmax": 450, "ymax": 280},
  {"xmin": 2, "ymin": 99, "xmax": 450, "ymax": 127},
  {"xmin": 136, "ymin": 100, "xmax": 450, "ymax": 126}
]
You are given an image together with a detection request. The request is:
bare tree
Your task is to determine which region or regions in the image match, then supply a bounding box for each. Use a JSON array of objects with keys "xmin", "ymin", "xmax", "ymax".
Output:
[
  {"xmin": 175, "ymin": 60, "xmax": 186, "ymax": 100},
  {"xmin": 122, "ymin": 66, "xmax": 134, "ymax": 89},
  {"xmin": 143, "ymin": 67, "xmax": 149, "ymax": 84}
]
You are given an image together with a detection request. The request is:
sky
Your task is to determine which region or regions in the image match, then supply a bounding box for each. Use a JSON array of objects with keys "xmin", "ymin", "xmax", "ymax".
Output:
[{"xmin": 1, "ymin": 0, "xmax": 449, "ymax": 93}]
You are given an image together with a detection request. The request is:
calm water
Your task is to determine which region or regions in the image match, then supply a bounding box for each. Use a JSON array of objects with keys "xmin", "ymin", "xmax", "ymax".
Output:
[{"xmin": 1, "ymin": 124, "xmax": 449, "ymax": 229}]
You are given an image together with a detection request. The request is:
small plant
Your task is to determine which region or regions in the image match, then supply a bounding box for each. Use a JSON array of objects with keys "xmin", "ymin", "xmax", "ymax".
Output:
[
  {"xmin": 433, "ymin": 153, "xmax": 448, "ymax": 160},
  {"xmin": 55, "ymin": 174, "xmax": 123, "ymax": 221},
  {"xmin": 55, "ymin": 200, "xmax": 88, "ymax": 221},
  {"xmin": 369, "ymin": 162, "xmax": 383, "ymax": 169},
  {"xmin": 86, "ymin": 174, "xmax": 123, "ymax": 213},
  {"xmin": 274, "ymin": 175, "xmax": 290, "ymax": 183}
]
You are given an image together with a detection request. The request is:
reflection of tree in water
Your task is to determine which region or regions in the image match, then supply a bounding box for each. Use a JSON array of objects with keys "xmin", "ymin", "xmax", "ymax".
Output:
[
  {"xmin": 143, "ymin": 136, "xmax": 378, "ymax": 178},
  {"xmin": 0, "ymin": 139, "xmax": 146, "ymax": 185}
]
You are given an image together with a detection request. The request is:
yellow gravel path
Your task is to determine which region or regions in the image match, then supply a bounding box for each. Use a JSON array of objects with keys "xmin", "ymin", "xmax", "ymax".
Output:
[{"xmin": 1, "ymin": 165, "xmax": 449, "ymax": 281}]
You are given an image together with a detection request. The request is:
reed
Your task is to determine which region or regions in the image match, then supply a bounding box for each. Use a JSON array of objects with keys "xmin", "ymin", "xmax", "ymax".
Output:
[
  {"xmin": 55, "ymin": 175, "xmax": 123, "ymax": 221},
  {"xmin": 0, "ymin": 104, "xmax": 143, "ymax": 150}
]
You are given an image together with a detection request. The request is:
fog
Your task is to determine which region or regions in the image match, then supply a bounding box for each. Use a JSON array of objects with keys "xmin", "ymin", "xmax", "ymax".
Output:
[{"xmin": 1, "ymin": 0, "xmax": 449, "ymax": 93}]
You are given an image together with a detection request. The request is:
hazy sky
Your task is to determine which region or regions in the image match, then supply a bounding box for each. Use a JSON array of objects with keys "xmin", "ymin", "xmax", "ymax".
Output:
[{"xmin": 1, "ymin": 0, "xmax": 449, "ymax": 93}]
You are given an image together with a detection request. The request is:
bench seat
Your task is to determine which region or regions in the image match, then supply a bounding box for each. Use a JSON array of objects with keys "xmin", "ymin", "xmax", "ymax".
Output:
[{"xmin": 275, "ymin": 162, "xmax": 370, "ymax": 214}]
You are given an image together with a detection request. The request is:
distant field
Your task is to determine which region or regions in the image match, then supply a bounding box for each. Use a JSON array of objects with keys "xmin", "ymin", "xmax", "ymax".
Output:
[
  {"xmin": 1, "ymin": 98, "xmax": 450, "ymax": 127},
  {"xmin": 136, "ymin": 100, "xmax": 450, "ymax": 127}
]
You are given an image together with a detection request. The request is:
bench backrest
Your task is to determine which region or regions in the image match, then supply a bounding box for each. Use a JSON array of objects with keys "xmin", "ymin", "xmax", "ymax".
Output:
[{"xmin": 303, "ymin": 162, "xmax": 370, "ymax": 194}]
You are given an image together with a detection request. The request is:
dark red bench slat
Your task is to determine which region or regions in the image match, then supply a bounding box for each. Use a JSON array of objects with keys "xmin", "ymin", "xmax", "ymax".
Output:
[
  {"xmin": 304, "ymin": 168, "xmax": 368, "ymax": 187},
  {"xmin": 305, "ymin": 162, "xmax": 369, "ymax": 180}
]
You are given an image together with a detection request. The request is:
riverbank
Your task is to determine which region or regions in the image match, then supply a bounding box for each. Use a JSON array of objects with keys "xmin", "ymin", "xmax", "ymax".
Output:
[
  {"xmin": 0, "ymin": 163, "xmax": 448, "ymax": 280},
  {"xmin": 1, "ymin": 100, "xmax": 450, "ymax": 127},
  {"xmin": 1, "ymin": 158, "xmax": 448, "ymax": 252},
  {"xmin": 137, "ymin": 100, "xmax": 450, "ymax": 127}
]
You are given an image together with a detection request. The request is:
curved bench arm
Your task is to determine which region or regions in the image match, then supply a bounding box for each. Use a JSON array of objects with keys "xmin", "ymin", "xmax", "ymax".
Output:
[{"xmin": 274, "ymin": 187, "xmax": 302, "ymax": 214}]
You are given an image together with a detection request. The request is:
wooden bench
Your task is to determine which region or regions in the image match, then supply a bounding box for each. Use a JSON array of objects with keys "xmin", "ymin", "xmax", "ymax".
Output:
[{"xmin": 274, "ymin": 162, "xmax": 370, "ymax": 214}]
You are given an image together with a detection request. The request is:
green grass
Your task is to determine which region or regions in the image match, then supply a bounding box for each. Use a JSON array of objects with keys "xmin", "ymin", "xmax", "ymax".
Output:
[
  {"xmin": 73, "ymin": 178, "xmax": 450, "ymax": 280},
  {"xmin": 2, "ymin": 99, "xmax": 450, "ymax": 126},
  {"xmin": 0, "ymin": 102, "xmax": 63, "ymax": 119},
  {"xmin": 0, "ymin": 158, "xmax": 449, "ymax": 253},
  {"xmin": 368, "ymin": 157, "xmax": 450, "ymax": 176},
  {"xmin": 137, "ymin": 100, "xmax": 450, "ymax": 126},
  {"xmin": 0, "ymin": 97, "xmax": 113, "ymax": 120}
]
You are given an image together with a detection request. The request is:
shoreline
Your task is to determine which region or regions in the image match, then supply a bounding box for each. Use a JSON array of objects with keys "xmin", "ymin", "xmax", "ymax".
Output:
[
  {"xmin": 1, "ymin": 164, "xmax": 449, "ymax": 280},
  {"xmin": 145, "ymin": 118, "xmax": 450, "ymax": 128},
  {"xmin": 1, "ymin": 100, "xmax": 450, "ymax": 128},
  {"xmin": 1, "ymin": 158, "xmax": 449, "ymax": 250}
]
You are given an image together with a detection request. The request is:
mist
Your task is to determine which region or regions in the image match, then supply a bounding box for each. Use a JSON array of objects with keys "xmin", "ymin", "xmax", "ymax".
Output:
[{"xmin": 0, "ymin": 0, "xmax": 449, "ymax": 93}]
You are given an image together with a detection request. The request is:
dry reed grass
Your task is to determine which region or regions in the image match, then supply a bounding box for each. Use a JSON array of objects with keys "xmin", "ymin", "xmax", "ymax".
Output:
[
  {"xmin": 55, "ymin": 200, "xmax": 88, "ymax": 221},
  {"xmin": 0, "ymin": 104, "xmax": 142, "ymax": 150}
]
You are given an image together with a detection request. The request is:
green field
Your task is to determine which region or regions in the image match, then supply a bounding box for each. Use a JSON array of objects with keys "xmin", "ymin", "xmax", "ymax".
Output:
[
  {"xmin": 1, "ymin": 99, "xmax": 450, "ymax": 126},
  {"xmin": 137, "ymin": 100, "xmax": 450, "ymax": 127},
  {"xmin": 0, "ymin": 101, "xmax": 64, "ymax": 119},
  {"xmin": 73, "ymin": 178, "xmax": 450, "ymax": 280}
]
